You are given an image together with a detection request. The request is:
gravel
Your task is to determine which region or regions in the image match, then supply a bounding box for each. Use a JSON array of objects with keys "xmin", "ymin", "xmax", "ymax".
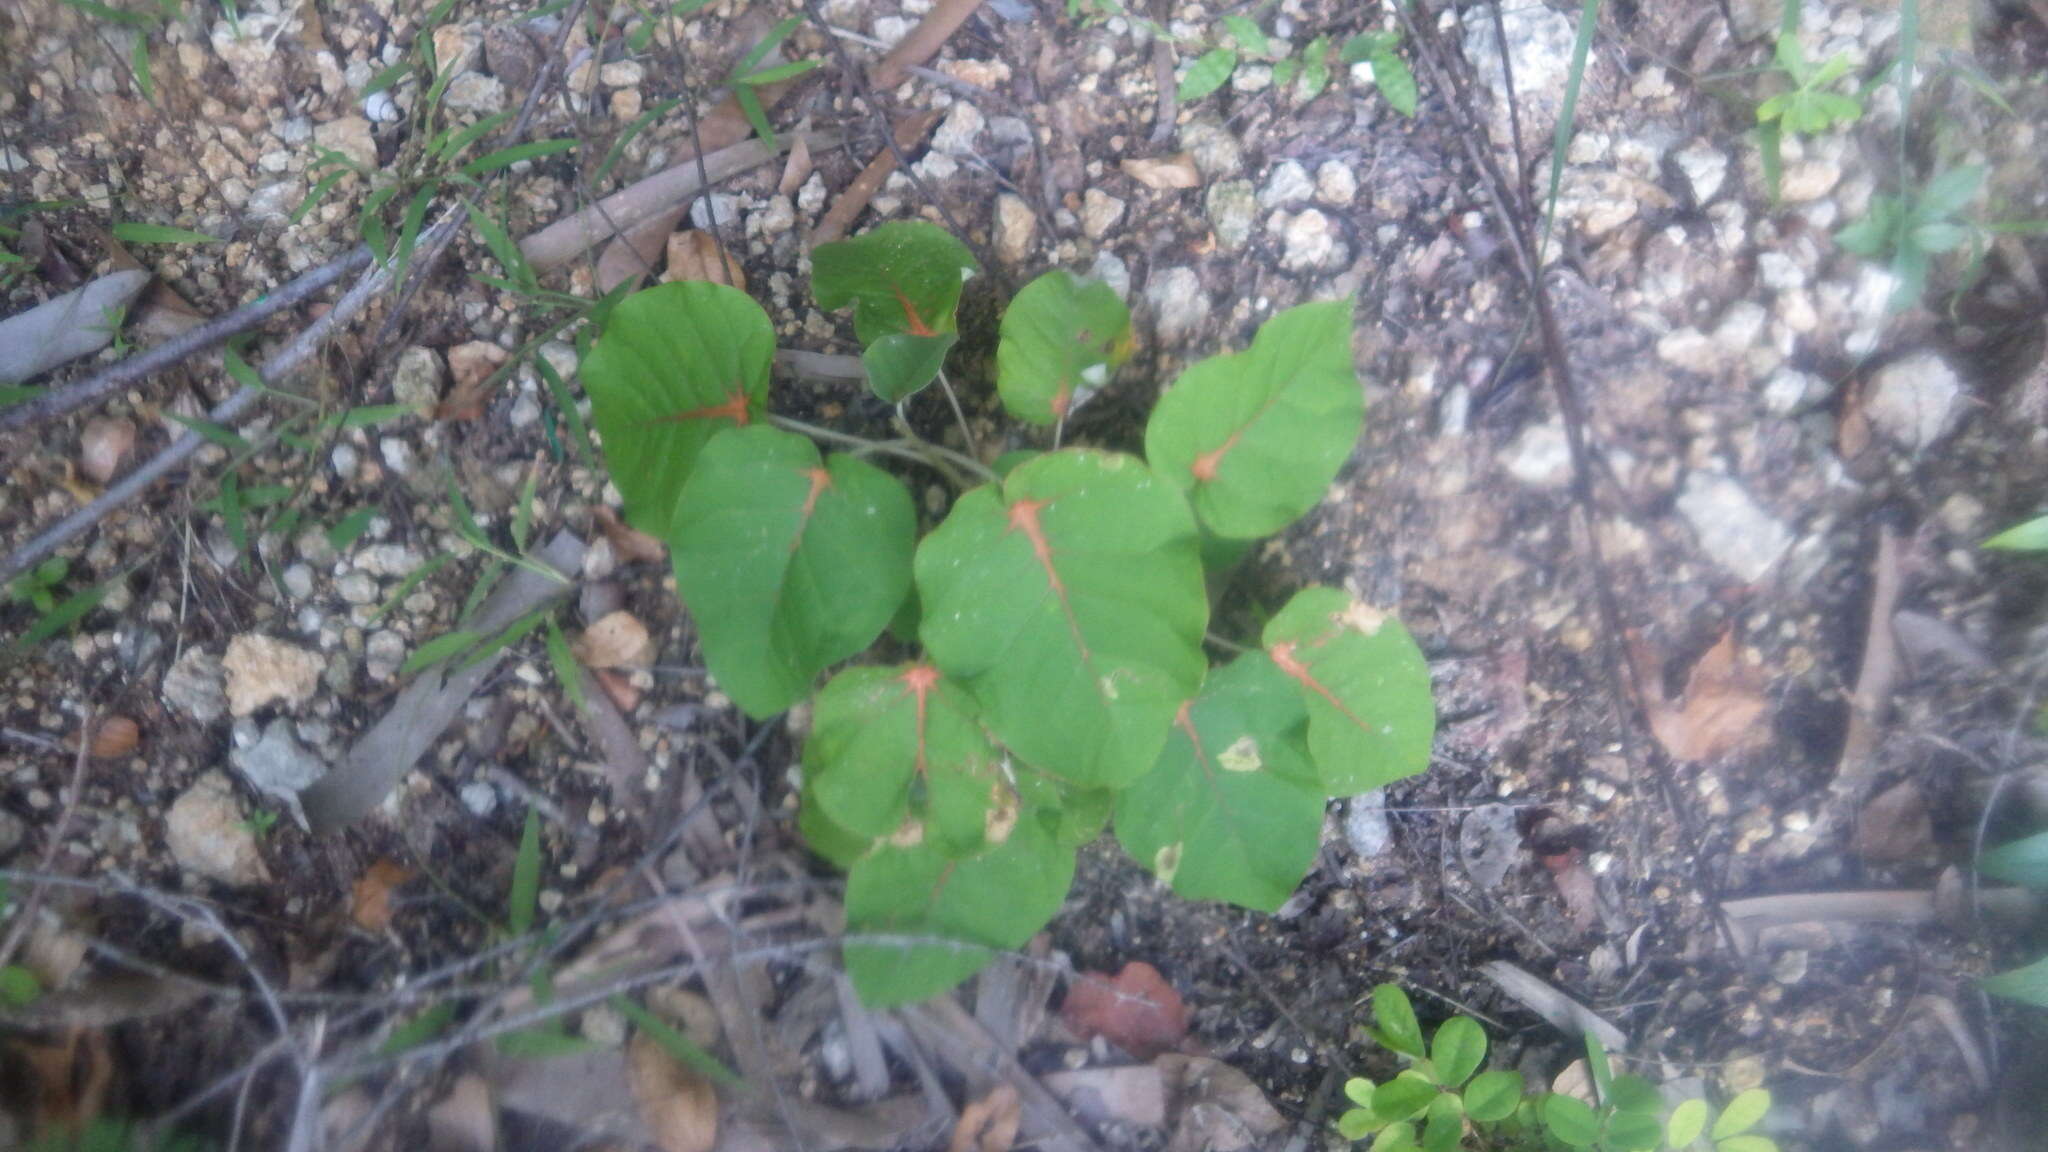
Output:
[
  {"xmin": 223, "ymin": 634, "xmax": 323, "ymax": 717},
  {"xmin": 1677, "ymin": 472, "xmax": 1793, "ymax": 583},
  {"xmin": 163, "ymin": 646, "xmax": 229, "ymax": 724},
  {"xmin": 1144, "ymin": 267, "xmax": 1210, "ymax": 345},
  {"xmin": 165, "ymin": 772, "xmax": 268, "ymax": 886},
  {"xmin": 1864, "ymin": 351, "xmax": 1963, "ymax": 451},
  {"xmin": 1205, "ymin": 181, "xmax": 1258, "ymax": 251},
  {"xmin": 230, "ymin": 718, "xmax": 328, "ymax": 822}
]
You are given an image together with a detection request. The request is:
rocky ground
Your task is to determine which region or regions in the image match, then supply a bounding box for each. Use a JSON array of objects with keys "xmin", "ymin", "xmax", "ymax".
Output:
[{"xmin": 3, "ymin": 0, "xmax": 2048, "ymax": 1149}]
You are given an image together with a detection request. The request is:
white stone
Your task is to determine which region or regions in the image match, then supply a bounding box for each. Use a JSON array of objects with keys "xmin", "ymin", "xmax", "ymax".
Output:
[
  {"xmin": 391, "ymin": 346, "xmax": 442, "ymax": 412},
  {"xmin": 223, "ymin": 634, "xmax": 322, "ymax": 716},
  {"xmin": 355, "ymin": 544, "xmax": 422, "ymax": 578},
  {"xmin": 230, "ymin": 719, "xmax": 326, "ymax": 820},
  {"xmin": 1145, "ymin": 267, "xmax": 1210, "ymax": 344},
  {"xmin": 995, "ymin": 194, "xmax": 1036, "ymax": 264},
  {"xmin": 931, "ymin": 101, "xmax": 984, "ymax": 155},
  {"xmin": 1864, "ymin": 351, "xmax": 1962, "ymax": 451},
  {"xmin": 166, "ymin": 772, "xmax": 268, "ymax": 886},
  {"xmin": 1081, "ymin": 188, "xmax": 1126, "ymax": 239},
  {"xmin": 336, "ymin": 571, "xmax": 378, "ymax": 605},
  {"xmin": 1677, "ymin": 473, "xmax": 1791, "ymax": 583},
  {"xmin": 312, "ymin": 115, "xmax": 377, "ymax": 171},
  {"xmin": 460, "ymin": 780, "xmax": 499, "ymax": 816},
  {"xmin": 1760, "ymin": 368, "xmax": 1821, "ymax": 415},
  {"xmin": 1280, "ymin": 209, "xmax": 1343, "ymax": 271},
  {"xmin": 379, "ymin": 438, "xmax": 416, "ymax": 475},
  {"xmin": 1344, "ymin": 790, "xmax": 1391, "ymax": 857},
  {"xmin": 443, "ymin": 73, "xmax": 506, "ymax": 115},
  {"xmin": 282, "ymin": 564, "xmax": 315, "ymax": 600},
  {"xmin": 163, "ymin": 647, "xmax": 229, "ymax": 724},
  {"xmin": 1502, "ymin": 420, "xmax": 1572, "ymax": 488},
  {"xmin": 1674, "ymin": 141, "xmax": 1727, "ymax": 204},
  {"xmin": 1315, "ymin": 160, "xmax": 1357, "ymax": 206},
  {"xmin": 1259, "ymin": 160, "xmax": 1314, "ymax": 209}
]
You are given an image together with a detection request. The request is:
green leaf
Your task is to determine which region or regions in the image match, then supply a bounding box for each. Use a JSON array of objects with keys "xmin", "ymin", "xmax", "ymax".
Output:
[
  {"xmin": 1712, "ymin": 1089, "xmax": 1770, "ymax": 1140},
  {"xmin": 1584, "ymin": 1033, "xmax": 1613, "ymax": 1100},
  {"xmin": 466, "ymin": 199, "xmax": 535, "ymax": 288},
  {"xmin": 1261, "ymin": 586, "xmax": 1434, "ymax": 794},
  {"xmin": 460, "ymin": 138, "xmax": 578, "ymax": 178},
  {"xmin": 370, "ymin": 551, "xmax": 452, "ymax": 620},
  {"xmin": 362, "ymin": 58, "xmax": 412, "ymax": 98},
  {"xmin": 12, "ymin": 584, "xmax": 102, "ymax": 649},
  {"xmin": 341, "ymin": 403, "xmax": 414, "ymax": 428},
  {"xmin": 1607, "ymin": 1108, "xmax": 1665, "ymax": 1151},
  {"xmin": 736, "ymin": 14, "xmax": 803, "ymax": 75},
  {"xmin": 1341, "ymin": 31, "xmax": 1399, "ymax": 64},
  {"xmin": 995, "ymin": 269, "xmax": 1132, "ymax": 425},
  {"xmin": 671, "ymin": 426, "xmax": 916, "ymax": 718},
  {"xmin": 1541, "ymin": 1094, "xmax": 1600, "ymax": 1148},
  {"xmin": 739, "ymin": 58, "xmax": 823, "ymax": 86},
  {"xmin": 457, "ymin": 606, "xmax": 551, "ymax": 670},
  {"xmin": 915, "ymin": 449, "xmax": 1209, "ymax": 789},
  {"xmin": 508, "ymin": 804, "xmax": 542, "ymax": 938},
  {"xmin": 799, "ymin": 777, "xmax": 875, "ymax": 867},
  {"xmin": 1716, "ymin": 1137, "xmax": 1780, "ymax": 1152},
  {"xmin": 434, "ymin": 109, "xmax": 514, "ymax": 162},
  {"xmin": 806, "ymin": 664, "xmax": 1008, "ymax": 854},
  {"xmin": 1430, "ymin": 1016, "xmax": 1487, "ymax": 1087},
  {"xmin": 130, "ymin": 33, "xmax": 152, "ymax": 100},
  {"xmin": 1144, "ymin": 299, "xmax": 1361, "ymax": 539},
  {"xmin": 1984, "ymin": 515, "xmax": 2048, "ymax": 551},
  {"xmin": 1462, "ymin": 1069, "xmax": 1524, "ymax": 1123},
  {"xmin": 844, "ymin": 813, "xmax": 1074, "ymax": 1007},
  {"xmin": 400, "ymin": 629, "xmax": 482, "ymax": 677},
  {"xmin": 1345, "ymin": 1078, "xmax": 1377, "ymax": 1109},
  {"xmin": 1299, "ymin": 43, "xmax": 1331, "ymax": 101},
  {"xmin": 811, "ymin": 221, "xmax": 978, "ymax": 403},
  {"xmin": 1338, "ymin": 1107, "xmax": 1378, "ymax": 1140},
  {"xmin": 1607, "ymin": 1074, "xmax": 1663, "ymax": 1114},
  {"xmin": 1370, "ymin": 1121, "xmax": 1416, "ymax": 1152},
  {"xmin": 1113, "ymin": 652, "xmax": 1324, "ymax": 912},
  {"xmin": 0, "ymin": 385, "xmax": 44, "ymax": 408},
  {"xmin": 1667, "ymin": 1098, "xmax": 1709, "ymax": 1147},
  {"xmin": 1222, "ymin": 15, "xmax": 1267, "ymax": 54},
  {"xmin": 1420, "ymin": 1092, "xmax": 1463, "ymax": 1152},
  {"xmin": 380, "ymin": 1002, "xmax": 456, "ymax": 1054},
  {"xmin": 495, "ymin": 1025, "xmax": 596, "ymax": 1059},
  {"xmin": 1178, "ymin": 48, "xmax": 1238, "ymax": 102},
  {"xmin": 610, "ymin": 995, "xmax": 743, "ymax": 1088},
  {"xmin": 1371, "ymin": 983, "xmax": 1425, "ymax": 1059},
  {"xmin": 1910, "ymin": 220, "xmax": 1969, "ymax": 254},
  {"xmin": 292, "ymin": 169, "xmax": 350, "ymax": 225},
  {"xmin": 1272, "ymin": 57, "xmax": 1301, "ymax": 92},
  {"xmin": 732, "ymin": 84, "xmax": 777, "ymax": 149},
  {"xmin": 543, "ymin": 613, "xmax": 587, "ymax": 712},
  {"xmin": 1371, "ymin": 1072, "xmax": 1437, "ymax": 1123},
  {"xmin": 0, "ymin": 964, "xmax": 41, "ymax": 1006},
  {"xmin": 579, "ymin": 281, "xmax": 776, "ymax": 536},
  {"xmin": 1917, "ymin": 164, "xmax": 1984, "ymax": 219},
  {"xmin": 532, "ymin": 353, "xmax": 595, "ymax": 464},
  {"xmin": 1373, "ymin": 51, "xmax": 1418, "ymax": 117},
  {"xmin": 111, "ymin": 221, "xmax": 218, "ymax": 245},
  {"xmin": 59, "ymin": 0, "xmax": 155, "ymax": 27}
]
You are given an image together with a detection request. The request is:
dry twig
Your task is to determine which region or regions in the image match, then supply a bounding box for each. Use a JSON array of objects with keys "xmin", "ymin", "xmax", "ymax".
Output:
[{"xmin": 812, "ymin": 111, "xmax": 941, "ymax": 246}]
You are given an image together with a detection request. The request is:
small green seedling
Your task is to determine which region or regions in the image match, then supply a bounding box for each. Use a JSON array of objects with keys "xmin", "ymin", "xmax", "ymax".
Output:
[
  {"xmin": 1172, "ymin": 14, "xmax": 1409, "ymax": 109},
  {"xmin": 1983, "ymin": 514, "xmax": 2048, "ymax": 553},
  {"xmin": 1835, "ymin": 164, "xmax": 1984, "ymax": 310},
  {"xmin": 1340, "ymin": 984, "xmax": 1779, "ymax": 1152},
  {"xmin": 1340, "ymin": 29, "xmax": 1418, "ymax": 118},
  {"xmin": 579, "ymin": 219, "xmax": 1437, "ymax": 1007},
  {"xmin": 1756, "ymin": 33, "xmax": 1863, "ymax": 136},
  {"xmin": 240, "ymin": 807, "xmax": 281, "ymax": 838},
  {"xmin": 7, "ymin": 557, "xmax": 71, "ymax": 615}
]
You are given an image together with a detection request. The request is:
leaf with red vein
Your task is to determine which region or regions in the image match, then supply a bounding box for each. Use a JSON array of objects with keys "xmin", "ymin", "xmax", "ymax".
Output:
[
  {"xmin": 1145, "ymin": 300, "xmax": 1361, "ymax": 539},
  {"xmin": 812, "ymin": 220, "xmax": 977, "ymax": 402},
  {"xmin": 580, "ymin": 282, "xmax": 775, "ymax": 536},
  {"xmin": 1114, "ymin": 653, "xmax": 1326, "ymax": 912},
  {"xmin": 805, "ymin": 663, "xmax": 1011, "ymax": 856},
  {"xmin": 671, "ymin": 426, "xmax": 915, "ymax": 718},
  {"xmin": 1261, "ymin": 586, "xmax": 1435, "ymax": 794},
  {"xmin": 914, "ymin": 449, "xmax": 1209, "ymax": 788},
  {"xmin": 995, "ymin": 269, "xmax": 1132, "ymax": 425}
]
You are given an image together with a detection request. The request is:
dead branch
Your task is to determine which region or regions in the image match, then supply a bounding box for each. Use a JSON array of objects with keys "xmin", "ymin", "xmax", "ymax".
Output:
[
  {"xmin": 1833, "ymin": 525, "xmax": 1903, "ymax": 782},
  {"xmin": 812, "ymin": 110, "xmax": 940, "ymax": 246},
  {"xmin": 870, "ymin": 0, "xmax": 990, "ymax": 91}
]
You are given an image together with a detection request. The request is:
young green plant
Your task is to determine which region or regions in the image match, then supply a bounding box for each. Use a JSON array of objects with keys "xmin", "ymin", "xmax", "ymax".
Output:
[{"xmin": 578, "ymin": 219, "xmax": 1437, "ymax": 1007}]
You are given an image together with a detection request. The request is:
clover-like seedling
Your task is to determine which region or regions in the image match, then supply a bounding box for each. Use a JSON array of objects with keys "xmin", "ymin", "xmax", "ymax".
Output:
[
  {"xmin": 1756, "ymin": 33, "xmax": 1863, "ymax": 136},
  {"xmin": 580, "ymin": 224, "xmax": 1437, "ymax": 1006}
]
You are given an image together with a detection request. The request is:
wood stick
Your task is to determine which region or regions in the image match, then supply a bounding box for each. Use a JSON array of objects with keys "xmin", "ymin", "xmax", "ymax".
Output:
[
  {"xmin": 1834, "ymin": 525, "xmax": 1902, "ymax": 782},
  {"xmin": 811, "ymin": 111, "xmax": 939, "ymax": 246},
  {"xmin": 870, "ymin": 0, "xmax": 989, "ymax": 91}
]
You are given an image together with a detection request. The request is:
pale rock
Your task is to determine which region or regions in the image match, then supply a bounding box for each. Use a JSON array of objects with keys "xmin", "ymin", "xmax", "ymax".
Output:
[
  {"xmin": 1089, "ymin": 251, "xmax": 1130, "ymax": 299},
  {"xmin": 166, "ymin": 772, "xmax": 268, "ymax": 886},
  {"xmin": 1677, "ymin": 473, "xmax": 1791, "ymax": 583},
  {"xmin": 873, "ymin": 15, "xmax": 913, "ymax": 45},
  {"xmin": 609, "ymin": 88, "xmax": 641, "ymax": 123},
  {"xmin": 1656, "ymin": 327, "xmax": 1717, "ymax": 375},
  {"xmin": 246, "ymin": 180, "xmax": 304, "ymax": 223},
  {"xmin": 1280, "ymin": 208, "xmax": 1343, "ymax": 271},
  {"xmin": 995, "ymin": 194, "xmax": 1036, "ymax": 263},
  {"xmin": 754, "ymin": 195, "xmax": 795, "ymax": 237},
  {"xmin": 1502, "ymin": 420, "xmax": 1572, "ymax": 488},
  {"xmin": 1461, "ymin": 2, "xmax": 1584, "ymax": 143},
  {"xmin": 1145, "ymin": 267, "xmax": 1210, "ymax": 345},
  {"xmin": 931, "ymin": 101, "xmax": 984, "ymax": 155},
  {"xmin": 447, "ymin": 340, "xmax": 508, "ymax": 390},
  {"xmin": 508, "ymin": 393, "xmax": 541, "ymax": 428},
  {"xmin": 1315, "ymin": 160, "xmax": 1357, "ymax": 206},
  {"xmin": 1259, "ymin": 160, "xmax": 1314, "ymax": 209},
  {"xmin": 1081, "ymin": 189, "xmax": 1126, "ymax": 239},
  {"xmin": 223, "ymin": 634, "xmax": 322, "ymax": 716},
  {"xmin": 1179, "ymin": 120, "xmax": 1243, "ymax": 179},
  {"xmin": 599, "ymin": 60, "xmax": 644, "ymax": 87},
  {"xmin": 366, "ymin": 630, "xmax": 406, "ymax": 681},
  {"xmin": 163, "ymin": 647, "xmax": 229, "ymax": 724},
  {"xmin": 312, "ymin": 115, "xmax": 377, "ymax": 171},
  {"xmin": 1674, "ymin": 141, "xmax": 1727, "ymax": 205},
  {"xmin": 355, "ymin": 543, "xmax": 422, "ymax": 578},
  {"xmin": 1760, "ymin": 368, "xmax": 1821, "ymax": 415},
  {"xmin": 1864, "ymin": 351, "xmax": 1963, "ymax": 451},
  {"xmin": 230, "ymin": 719, "xmax": 326, "ymax": 820},
  {"xmin": 391, "ymin": 346, "xmax": 442, "ymax": 412},
  {"xmin": 460, "ymin": 780, "xmax": 499, "ymax": 816},
  {"xmin": 210, "ymin": 11, "xmax": 288, "ymax": 72},
  {"xmin": 1779, "ymin": 157, "xmax": 1841, "ymax": 203},
  {"xmin": 283, "ymin": 564, "xmax": 315, "ymax": 599},
  {"xmin": 1231, "ymin": 63, "xmax": 1272, "ymax": 93},
  {"xmin": 379, "ymin": 437, "xmax": 416, "ymax": 475},
  {"xmin": 336, "ymin": 571, "xmax": 378, "ymax": 605},
  {"xmin": 1205, "ymin": 181, "xmax": 1257, "ymax": 250},
  {"xmin": 443, "ymin": 73, "xmax": 507, "ymax": 115},
  {"xmin": 1344, "ymin": 790, "xmax": 1391, "ymax": 857}
]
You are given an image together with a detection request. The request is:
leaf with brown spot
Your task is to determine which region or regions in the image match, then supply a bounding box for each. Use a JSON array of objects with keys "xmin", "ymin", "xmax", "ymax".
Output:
[
  {"xmin": 351, "ymin": 859, "xmax": 412, "ymax": 932},
  {"xmin": 949, "ymin": 1085, "xmax": 1021, "ymax": 1152},
  {"xmin": 1640, "ymin": 632, "xmax": 1770, "ymax": 763},
  {"xmin": 1060, "ymin": 961, "xmax": 1188, "ymax": 1059},
  {"xmin": 627, "ymin": 1030, "xmax": 719, "ymax": 1152}
]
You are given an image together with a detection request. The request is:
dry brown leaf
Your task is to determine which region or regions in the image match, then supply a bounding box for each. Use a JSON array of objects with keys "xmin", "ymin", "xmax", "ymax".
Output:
[
  {"xmin": 592, "ymin": 666, "xmax": 642, "ymax": 714},
  {"xmin": 574, "ymin": 611, "xmax": 653, "ymax": 671},
  {"xmin": 1060, "ymin": 961, "xmax": 1188, "ymax": 1059},
  {"xmin": 663, "ymin": 229, "xmax": 746, "ymax": 290},
  {"xmin": 79, "ymin": 417, "xmax": 136, "ymax": 485},
  {"xmin": 351, "ymin": 858, "xmax": 412, "ymax": 932},
  {"xmin": 1852, "ymin": 779, "xmax": 1932, "ymax": 862},
  {"xmin": 1640, "ymin": 632, "xmax": 1769, "ymax": 763},
  {"xmin": 948, "ymin": 1085, "xmax": 1021, "ymax": 1152},
  {"xmin": 1156, "ymin": 1054, "xmax": 1284, "ymax": 1152},
  {"xmin": 426, "ymin": 1073, "xmax": 498, "ymax": 1152},
  {"xmin": 595, "ymin": 506, "xmax": 668, "ymax": 564},
  {"xmin": 778, "ymin": 132, "xmax": 814, "ymax": 196},
  {"xmin": 1120, "ymin": 153, "xmax": 1201, "ymax": 190},
  {"xmin": 627, "ymin": 1030, "xmax": 718, "ymax": 1152},
  {"xmin": 85, "ymin": 715, "xmax": 140, "ymax": 759},
  {"xmin": 10, "ymin": 1029, "xmax": 114, "ymax": 1132}
]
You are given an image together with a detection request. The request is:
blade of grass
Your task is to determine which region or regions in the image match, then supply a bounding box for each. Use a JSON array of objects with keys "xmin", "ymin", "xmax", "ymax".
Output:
[
  {"xmin": 611, "ymin": 995, "xmax": 743, "ymax": 1087},
  {"xmin": 401, "ymin": 629, "xmax": 484, "ymax": 677},
  {"xmin": 370, "ymin": 551, "xmax": 454, "ymax": 620},
  {"xmin": 326, "ymin": 507, "xmax": 379, "ymax": 551},
  {"xmin": 532, "ymin": 355, "xmax": 595, "ymax": 464},
  {"xmin": 460, "ymin": 138, "xmax": 578, "ymax": 178},
  {"xmin": 11, "ymin": 584, "xmax": 106, "ymax": 649},
  {"xmin": 508, "ymin": 804, "xmax": 542, "ymax": 937},
  {"xmin": 1538, "ymin": 0, "xmax": 1601, "ymax": 261},
  {"xmin": 111, "ymin": 222, "xmax": 219, "ymax": 245},
  {"xmin": 544, "ymin": 614, "xmax": 587, "ymax": 712}
]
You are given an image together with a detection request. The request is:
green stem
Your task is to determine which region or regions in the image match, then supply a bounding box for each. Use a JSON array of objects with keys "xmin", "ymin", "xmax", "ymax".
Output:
[{"xmin": 770, "ymin": 413, "xmax": 998, "ymax": 487}]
